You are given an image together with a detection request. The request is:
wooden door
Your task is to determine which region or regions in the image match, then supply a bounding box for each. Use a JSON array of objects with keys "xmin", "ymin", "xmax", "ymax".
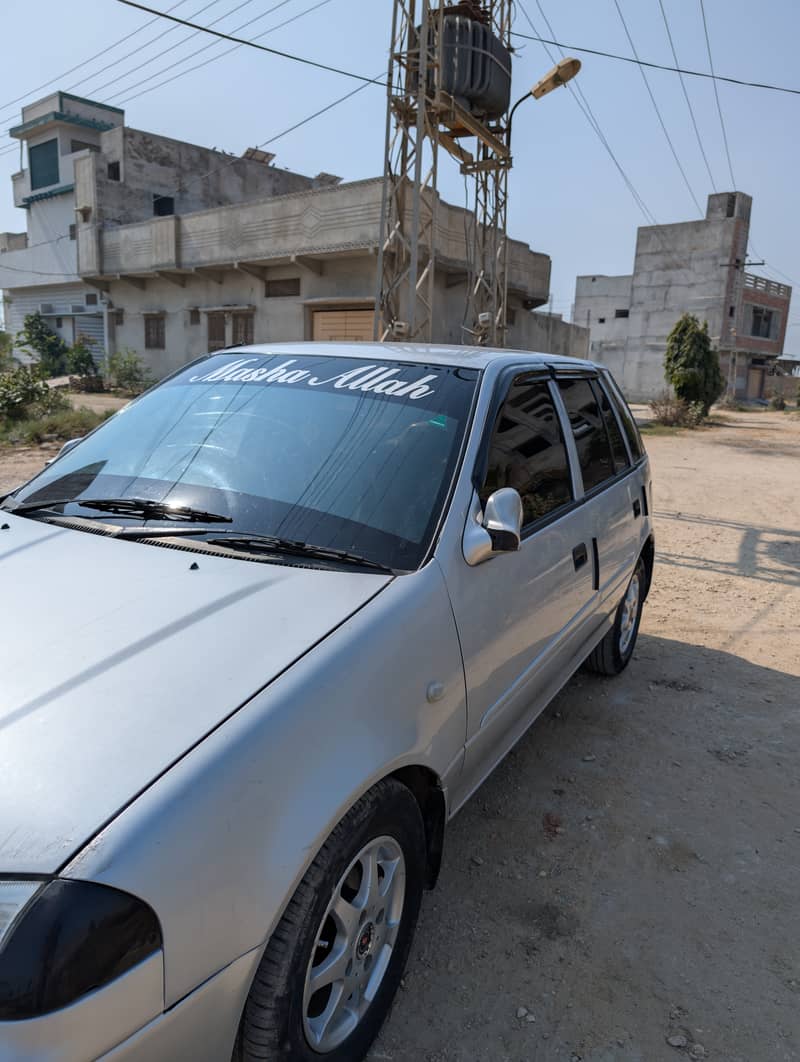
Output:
[
  {"xmin": 746, "ymin": 368, "xmax": 764, "ymax": 399},
  {"xmin": 312, "ymin": 309, "xmax": 374, "ymax": 342}
]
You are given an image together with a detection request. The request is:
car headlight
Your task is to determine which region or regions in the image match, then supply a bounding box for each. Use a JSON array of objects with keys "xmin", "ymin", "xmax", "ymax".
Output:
[{"xmin": 0, "ymin": 876, "xmax": 162, "ymax": 1020}]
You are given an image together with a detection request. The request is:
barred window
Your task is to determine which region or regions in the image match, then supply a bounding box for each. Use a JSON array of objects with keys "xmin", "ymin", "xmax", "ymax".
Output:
[{"xmin": 144, "ymin": 315, "xmax": 165, "ymax": 350}]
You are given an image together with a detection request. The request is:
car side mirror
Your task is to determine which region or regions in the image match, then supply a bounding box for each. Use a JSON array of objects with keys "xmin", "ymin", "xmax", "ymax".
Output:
[
  {"xmin": 483, "ymin": 488, "xmax": 523, "ymax": 552},
  {"xmin": 463, "ymin": 487, "xmax": 523, "ymax": 566},
  {"xmin": 45, "ymin": 437, "xmax": 83, "ymax": 467}
]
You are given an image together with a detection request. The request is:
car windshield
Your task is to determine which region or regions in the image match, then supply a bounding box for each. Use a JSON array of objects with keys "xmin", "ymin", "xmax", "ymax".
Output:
[{"xmin": 9, "ymin": 351, "xmax": 479, "ymax": 571}]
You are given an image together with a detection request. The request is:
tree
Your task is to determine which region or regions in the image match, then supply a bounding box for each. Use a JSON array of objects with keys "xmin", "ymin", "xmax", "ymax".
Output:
[
  {"xmin": 664, "ymin": 313, "xmax": 725, "ymax": 414},
  {"xmin": 17, "ymin": 311, "xmax": 69, "ymax": 377}
]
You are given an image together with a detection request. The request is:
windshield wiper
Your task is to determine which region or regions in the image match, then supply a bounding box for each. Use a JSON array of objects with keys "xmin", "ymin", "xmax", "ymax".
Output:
[
  {"xmin": 203, "ymin": 533, "xmax": 393, "ymax": 573},
  {"xmin": 80, "ymin": 498, "xmax": 232, "ymax": 523},
  {"xmin": 6, "ymin": 496, "xmax": 231, "ymax": 524}
]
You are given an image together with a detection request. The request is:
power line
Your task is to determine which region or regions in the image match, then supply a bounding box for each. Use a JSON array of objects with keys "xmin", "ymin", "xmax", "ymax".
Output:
[
  {"xmin": 656, "ymin": 0, "xmax": 716, "ymax": 192},
  {"xmin": 113, "ymin": 0, "xmax": 384, "ymax": 86},
  {"xmin": 111, "ymin": 0, "xmax": 324, "ymax": 106},
  {"xmin": 0, "ymin": 260, "xmax": 78, "ymax": 278},
  {"xmin": 81, "ymin": 0, "xmax": 280, "ymax": 103},
  {"xmin": 0, "ymin": 0, "xmax": 229, "ymax": 155},
  {"xmin": 117, "ymin": 0, "xmax": 336, "ymax": 106},
  {"xmin": 66, "ymin": 0, "xmax": 241, "ymax": 101},
  {"xmin": 510, "ymin": 29, "xmax": 800, "ymax": 98},
  {"xmin": 153, "ymin": 63, "xmax": 380, "ymax": 196},
  {"xmin": 698, "ymin": 0, "xmax": 736, "ymax": 188},
  {"xmin": 518, "ymin": 0, "xmax": 657, "ymax": 225},
  {"xmin": 612, "ymin": 0, "xmax": 701, "ymax": 214},
  {"xmin": 523, "ymin": 0, "xmax": 720, "ymax": 276},
  {"xmin": 0, "ymin": 0, "xmax": 310, "ymax": 162},
  {"xmin": 0, "ymin": 0, "xmax": 218, "ymax": 155},
  {"xmin": 0, "ymin": 0, "xmax": 192, "ymax": 120}
]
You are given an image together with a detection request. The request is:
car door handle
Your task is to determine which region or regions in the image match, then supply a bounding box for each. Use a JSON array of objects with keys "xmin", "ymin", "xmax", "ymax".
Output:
[
  {"xmin": 572, "ymin": 543, "xmax": 588, "ymax": 570},
  {"xmin": 632, "ymin": 498, "xmax": 642, "ymax": 518}
]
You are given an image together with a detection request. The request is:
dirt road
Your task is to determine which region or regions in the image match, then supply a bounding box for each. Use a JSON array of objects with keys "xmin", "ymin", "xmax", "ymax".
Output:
[
  {"xmin": 371, "ymin": 411, "xmax": 800, "ymax": 1062},
  {"xmin": 1, "ymin": 411, "xmax": 798, "ymax": 1061}
]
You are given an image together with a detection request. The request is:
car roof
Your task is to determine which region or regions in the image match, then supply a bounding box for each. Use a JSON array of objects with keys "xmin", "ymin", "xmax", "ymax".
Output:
[{"xmin": 217, "ymin": 341, "xmax": 601, "ymax": 373}]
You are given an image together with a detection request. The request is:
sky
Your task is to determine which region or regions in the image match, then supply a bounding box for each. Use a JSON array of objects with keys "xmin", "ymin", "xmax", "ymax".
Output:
[{"xmin": 0, "ymin": 0, "xmax": 798, "ymax": 352}]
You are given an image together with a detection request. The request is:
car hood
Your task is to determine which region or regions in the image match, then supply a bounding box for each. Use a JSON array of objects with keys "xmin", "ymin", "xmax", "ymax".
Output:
[{"xmin": 0, "ymin": 517, "xmax": 391, "ymax": 873}]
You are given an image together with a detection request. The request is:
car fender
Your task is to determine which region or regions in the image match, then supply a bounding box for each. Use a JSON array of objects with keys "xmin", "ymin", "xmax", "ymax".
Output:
[{"xmin": 63, "ymin": 558, "xmax": 467, "ymax": 1015}]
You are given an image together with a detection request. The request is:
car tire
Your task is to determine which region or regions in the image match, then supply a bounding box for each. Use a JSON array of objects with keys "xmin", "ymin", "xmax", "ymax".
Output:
[
  {"xmin": 234, "ymin": 778, "xmax": 426, "ymax": 1062},
  {"xmin": 585, "ymin": 557, "xmax": 646, "ymax": 676}
]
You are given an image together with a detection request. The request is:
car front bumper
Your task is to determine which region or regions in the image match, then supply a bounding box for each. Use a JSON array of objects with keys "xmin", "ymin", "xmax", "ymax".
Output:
[{"xmin": 0, "ymin": 948, "xmax": 260, "ymax": 1062}]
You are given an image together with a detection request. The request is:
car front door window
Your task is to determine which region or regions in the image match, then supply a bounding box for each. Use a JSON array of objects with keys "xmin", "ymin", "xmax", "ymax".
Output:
[{"xmin": 480, "ymin": 377, "xmax": 573, "ymax": 530}]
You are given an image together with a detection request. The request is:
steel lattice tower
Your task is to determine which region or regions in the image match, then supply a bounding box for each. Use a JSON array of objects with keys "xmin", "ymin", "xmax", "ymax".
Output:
[{"xmin": 374, "ymin": 0, "xmax": 512, "ymax": 346}]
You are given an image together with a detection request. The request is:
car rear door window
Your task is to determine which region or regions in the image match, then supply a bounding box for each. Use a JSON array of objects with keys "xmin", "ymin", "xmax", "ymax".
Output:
[
  {"xmin": 481, "ymin": 377, "xmax": 573, "ymax": 528},
  {"xmin": 556, "ymin": 377, "xmax": 616, "ymax": 492},
  {"xmin": 591, "ymin": 378, "xmax": 629, "ymax": 472},
  {"xmin": 603, "ymin": 375, "xmax": 644, "ymax": 461}
]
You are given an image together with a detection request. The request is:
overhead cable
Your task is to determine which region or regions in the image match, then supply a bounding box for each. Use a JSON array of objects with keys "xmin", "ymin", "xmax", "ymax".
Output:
[
  {"xmin": 113, "ymin": 0, "xmax": 331, "ymax": 106},
  {"xmin": 0, "ymin": 0, "xmax": 219, "ymax": 148},
  {"xmin": 656, "ymin": 0, "xmax": 716, "ymax": 192},
  {"xmin": 113, "ymin": 0, "xmax": 384, "ymax": 85},
  {"xmin": 83, "ymin": 0, "xmax": 287, "ymax": 102},
  {"xmin": 0, "ymin": 0, "xmax": 192, "ymax": 119},
  {"xmin": 612, "ymin": 0, "xmax": 703, "ymax": 215},
  {"xmin": 518, "ymin": 0, "xmax": 657, "ymax": 225},
  {"xmin": 698, "ymin": 0, "xmax": 736, "ymax": 188},
  {"xmin": 510, "ymin": 29, "xmax": 800, "ymax": 98}
]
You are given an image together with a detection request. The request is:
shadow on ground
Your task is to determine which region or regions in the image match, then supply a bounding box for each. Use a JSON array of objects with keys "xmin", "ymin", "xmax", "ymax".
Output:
[{"xmin": 375, "ymin": 634, "xmax": 800, "ymax": 1062}]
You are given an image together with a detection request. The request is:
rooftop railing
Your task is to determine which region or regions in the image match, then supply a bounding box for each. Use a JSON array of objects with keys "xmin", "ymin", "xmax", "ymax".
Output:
[{"xmin": 744, "ymin": 273, "xmax": 791, "ymax": 299}]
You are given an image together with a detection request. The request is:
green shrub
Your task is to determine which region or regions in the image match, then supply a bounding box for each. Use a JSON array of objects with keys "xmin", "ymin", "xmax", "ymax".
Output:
[
  {"xmin": 0, "ymin": 330, "xmax": 13, "ymax": 372},
  {"xmin": 0, "ymin": 364, "xmax": 50, "ymax": 421},
  {"xmin": 769, "ymin": 391, "xmax": 786, "ymax": 411},
  {"xmin": 106, "ymin": 348, "xmax": 153, "ymax": 396},
  {"xmin": 17, "ymin": 312, "xmax": 69, "ymax": 376},
  {"xmin": 0, "ymin": 406, "xmax": 112, "ymax": 446},
  {"xmin": 66, "ymin": 338, "xmax": 98, "ymax": 378},
  {"xmin": 35, "ymin": 386, "xmax": 70, "ymax": 416},
  {"xmin": 664, "ymin": 314, "xmax": 725, "ymax": 414},
  {"xmin": 649, "ymin": 391, "xmax": 706, "ymax": 428}
]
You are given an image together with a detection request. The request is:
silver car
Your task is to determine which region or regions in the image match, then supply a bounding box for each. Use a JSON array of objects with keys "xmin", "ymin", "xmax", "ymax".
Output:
[{"xmin": 0, "ymin": 343, "xmax": 652, "ymax": 1061}]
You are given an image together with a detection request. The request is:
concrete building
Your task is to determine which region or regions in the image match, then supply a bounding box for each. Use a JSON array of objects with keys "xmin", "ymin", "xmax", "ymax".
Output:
[
  {"xmin": 2, "ymin": 92, "xmax": 588, "ymax": 375},
  {"xmin": 573, "ymin": 192, "xmax": 792, "ymax": 401}
]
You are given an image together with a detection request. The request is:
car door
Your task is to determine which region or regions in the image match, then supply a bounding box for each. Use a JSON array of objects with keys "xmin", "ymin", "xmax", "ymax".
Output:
[
  {"xmin": 442, "ymin": 370, "xmax": 599, "ymax": 806},
  {"xmin": 554, "ymin": 373, "xmax": 641, "ymax": 618}
]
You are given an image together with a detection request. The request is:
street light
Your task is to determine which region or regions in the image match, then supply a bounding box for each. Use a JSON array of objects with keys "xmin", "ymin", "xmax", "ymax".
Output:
[{"xmin": 507, "ymin": 57, "xmax": 582, "ymax": 147}]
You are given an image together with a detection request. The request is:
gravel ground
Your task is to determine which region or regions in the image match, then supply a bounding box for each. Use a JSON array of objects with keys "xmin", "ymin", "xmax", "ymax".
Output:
[{"xmin": 1, "ymin": 409, "xmax": 798, "ymax": 1061}]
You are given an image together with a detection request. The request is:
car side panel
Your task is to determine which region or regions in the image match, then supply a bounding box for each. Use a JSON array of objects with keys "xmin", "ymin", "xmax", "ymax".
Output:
[
  {"xmin": 98, "ymin": 950, "xmax": 261, "ymax": 1062},
  {"xmin": 443, "ymin": 499, "xmax": 599, "ymax": 811},
  {"xmin": 591, "ymin": 468, "xmax": 648, "ymax": 618},
  {"xmin": 63, "ymin": 561, "xmax": 467, "ymax": 1015}
]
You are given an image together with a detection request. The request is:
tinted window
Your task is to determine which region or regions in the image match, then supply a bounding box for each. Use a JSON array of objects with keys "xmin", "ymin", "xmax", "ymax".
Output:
[
  {"xmin": 557, "ymin": 377, "xmax": 615, "ymax": 492},
  {"xmin": 10, "ymin": 354, "xmax": 478, "ymax": 572},
  {"xmin": 591, "ymin": 378, "xmax": 629, "ymax": 472},
  {"xmin": 603, "ymin": 374, "xmax": 644, "ymax": 460},
  {"xmin": 481, "ymin": 378, "xmax": 572, "ymax": 527},
  {"xmin": 29, "ymin": 139, "xmax": 59, "ymax": 190}
]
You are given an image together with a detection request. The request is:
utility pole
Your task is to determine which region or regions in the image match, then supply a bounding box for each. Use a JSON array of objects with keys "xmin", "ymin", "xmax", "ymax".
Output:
[{"xmin": 374, "ymin": 0, "xmax": 512, "ymax": 346}]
